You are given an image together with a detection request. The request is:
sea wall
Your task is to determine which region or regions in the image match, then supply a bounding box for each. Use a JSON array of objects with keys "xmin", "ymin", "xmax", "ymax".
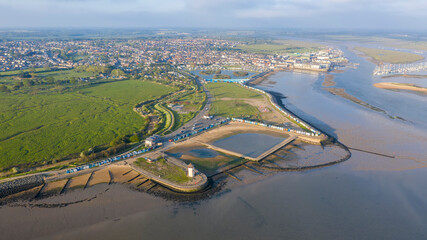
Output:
[
  {"xmin": 0, "ymin": 175, "xmax": 45, "ymax": 198},
  {"xmin": 131, "ymin": 164, "xmax": 209, "ymax": 193},
  {"xmin": 239, "ymin": 83, "xmax": 323, "ymax": 137}
]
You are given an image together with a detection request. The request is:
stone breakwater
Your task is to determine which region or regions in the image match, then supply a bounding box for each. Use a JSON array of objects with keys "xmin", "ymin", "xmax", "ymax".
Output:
[
  {"xmin": 131, "ymin": 161, "xmax": 209, "ymax": 193},
  {"xmin": 0, "ymin": 175, "xmax": 45, "ymax": 198}
]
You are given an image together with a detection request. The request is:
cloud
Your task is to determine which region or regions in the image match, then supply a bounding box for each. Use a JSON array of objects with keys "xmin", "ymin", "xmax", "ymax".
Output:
[
  {"xmin": 0, "ymin": 0, "xmax": 425, "ymax": 28},
  {"xmin": 0, "ymin": 0, "xmax": 187, "ymax": 13},
  {"xmin": 234, "ymin": 0, "xmax": 427, "ymax": 18}
]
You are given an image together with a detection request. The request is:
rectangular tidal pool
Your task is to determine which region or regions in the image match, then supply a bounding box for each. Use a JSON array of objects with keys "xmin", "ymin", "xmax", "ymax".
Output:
[{"xmin": 212, "ymin": 133, "xmax": 288, "ymax": 158}]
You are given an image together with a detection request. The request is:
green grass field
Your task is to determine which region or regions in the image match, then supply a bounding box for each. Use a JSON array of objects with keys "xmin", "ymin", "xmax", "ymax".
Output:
[
  {"xmin": 354, "ymin": 47, "xmax": 424, "ymax": 64},
  {"xmin": 206, "ymin": 82, "xmax": 262, "ymax": 118},
  {"xmin": 184, "ymin": 155, "xmax": 244, "ymax": 176},
  {"xmin": 393, "ymin": 41, "xmax": 427, "ymax": 52},
  {"xmin": 209, "ymin": 100, "xmax": 259, "ymax": 118},
  {"xmin": 0, "ymin": 67, "xmax": 49, "ymax": 76},
  {"xmin": 36, "ymin": 69, "xmax": 97, "ymax": 81},
  {"xmin": 0, "ymin": 80, "xmax": 176, "ymax": 170},
  {"xmin": 167, "ymin": 90, "xmax": 205, "ymax": 133},
  {"xmin": 0, "ymin": 68, "xmax": 97, "ymax": 86},
  {"xmin": 320, "ymin": 35, "xmax": 427, "ymax": 52},
  {"xmin": 174, "ymin": 90, "xmax": 205, "ymax": 112},
  {"xmin": 236, "ymin": 40, "xmax": 322, "ymax": 55},
  {"xmin": 206, "ymin": 82, "xmax": 263, "ymax": 99},
  {"xmin": 135, "ymin": 157, "xmax": 190, "ymax": 184}
]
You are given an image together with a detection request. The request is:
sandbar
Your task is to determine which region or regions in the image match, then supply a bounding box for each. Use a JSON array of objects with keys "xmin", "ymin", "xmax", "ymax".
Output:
[{"xmin": 374, "ymin": 82, "xmax": 427, "ymax": 94}]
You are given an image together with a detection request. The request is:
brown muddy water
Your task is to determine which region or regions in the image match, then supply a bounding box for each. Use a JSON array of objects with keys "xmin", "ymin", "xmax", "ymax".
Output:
[{"xmin": 1, "ymin": 48, "xmax": 427, "ymax": 240}]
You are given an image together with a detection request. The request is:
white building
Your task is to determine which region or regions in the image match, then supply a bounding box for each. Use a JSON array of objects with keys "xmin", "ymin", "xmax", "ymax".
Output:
[{"xmin": 187, "ymin": 163, "xmax": 195, "ymax": 178}]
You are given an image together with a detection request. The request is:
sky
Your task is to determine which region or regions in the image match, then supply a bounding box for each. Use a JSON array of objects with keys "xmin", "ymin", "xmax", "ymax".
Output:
[{"xmin": 0, "ymin": 0, "xmax": 426, "ymax": 30}]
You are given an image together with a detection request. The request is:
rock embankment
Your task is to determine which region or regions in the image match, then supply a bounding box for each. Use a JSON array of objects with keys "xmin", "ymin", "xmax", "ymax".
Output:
[{"xmin": 0, "ymin": 175, "xmax": 45, "ymax": 198}]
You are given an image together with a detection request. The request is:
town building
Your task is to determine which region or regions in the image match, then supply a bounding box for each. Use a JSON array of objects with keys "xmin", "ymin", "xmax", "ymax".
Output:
[{"xmin": 145, "ymin": 135, "xmax": 161, "ymax": 147}]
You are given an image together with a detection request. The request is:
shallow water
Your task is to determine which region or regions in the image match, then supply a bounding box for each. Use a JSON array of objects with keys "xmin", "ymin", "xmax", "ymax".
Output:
[
  {"xmin": 188, "ymin": 148, "xmax": 220, "ymax": 158},
  {"xmin": 269, "ymin": 143, "xmax": 349, "ymax": 168},
  {"xmin": 2, "ymin": 46, "xmax": 427, "ymax": 240},
  {"xmin": 213, "ymin": 133, "xmax": 286, "ymax": 158}
]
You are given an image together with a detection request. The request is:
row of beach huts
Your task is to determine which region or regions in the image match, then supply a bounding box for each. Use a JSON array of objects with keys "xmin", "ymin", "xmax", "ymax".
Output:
[
  {"xmin": 168, "ymin": 118, "xmax": 231, "ymax": 142},
  {"xmin": 231, "ymin": 118, "xmax": 317, "ymax": 136},
  {"xmin": 64, "ymin": 82, "xmax": 320, "ymax": 175},
  {"xmin": 65, "ymin": 119, "xmax": 231, "ymax": 175},
  {"xmin": 65, "ymin": 145, "xmax": 161, "ymax": 174}
]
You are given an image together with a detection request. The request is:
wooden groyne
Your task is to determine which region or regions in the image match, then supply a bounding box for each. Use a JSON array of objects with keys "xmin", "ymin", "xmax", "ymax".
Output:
[
  {"xmin": 347, "ymin": 147, "xmax": 395, "ymax": 158},
  {"xmin": 60, "ymin": 178, "xmax": 71, "ymax": 194},
  {"xmin": 243, "ymin": 164, "xmax": 263, "ymax": 175},
  {"xmin": 225, "ymin": 171, "xmax": 241, "ymax": 181},
  {"xmin": 84, "ymin": 171, "xmax": 95, "ymax": 189}
]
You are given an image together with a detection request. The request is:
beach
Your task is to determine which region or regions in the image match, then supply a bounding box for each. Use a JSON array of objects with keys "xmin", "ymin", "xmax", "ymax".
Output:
[{"xmin": 374, "ymin": 82, "xmax": 427, "ymax": 94}]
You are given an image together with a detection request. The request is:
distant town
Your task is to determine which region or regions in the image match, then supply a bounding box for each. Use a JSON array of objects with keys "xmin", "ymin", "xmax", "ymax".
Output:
[{"xmin": 0, "ymin": 39, "xmax": 348, "ymax": 74}]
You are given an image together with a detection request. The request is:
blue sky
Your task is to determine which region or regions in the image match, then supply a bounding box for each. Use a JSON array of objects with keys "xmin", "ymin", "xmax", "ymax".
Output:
[{"xmin": 0, "ymin": 0, "xmax": 426, "ymax": 29}]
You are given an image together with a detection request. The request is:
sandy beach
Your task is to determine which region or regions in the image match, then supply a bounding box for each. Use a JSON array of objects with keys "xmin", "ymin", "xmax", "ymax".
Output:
[{"xmin": 374, "ymin": 82, "xmax": 427, "ymax": 94}]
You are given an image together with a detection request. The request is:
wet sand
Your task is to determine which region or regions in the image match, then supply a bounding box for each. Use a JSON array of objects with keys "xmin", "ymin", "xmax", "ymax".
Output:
[
  {"xmin": 87, "ymin": 168, "xmax": 111, "ymax": 186},
  {"xmin": 2, "ymin": 46, "xmax": 427, "ymax": 240},
  {"xmin": 322, "ymin": 74, "xmax": 336, "ymax": 87},
  {"xmin": 108, "ymin": 166, "xmax": 139, "ymax": 183},
  {"xmin": 374, "ymin": 82, "xmax": 427, "ymax": 94},
  {"xmin": 41, "ymin": 179, "xmax": 68, "ymax": 195},
  {"xmin": 67, "ymin": 173, "xmax": 91, "ymax": 189},
  {"xmin": 264, "ymin": 140, "xmax": 349, "ymax": 168}
]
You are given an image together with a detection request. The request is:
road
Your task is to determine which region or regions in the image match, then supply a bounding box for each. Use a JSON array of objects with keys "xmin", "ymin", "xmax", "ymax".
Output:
[
  {"xmin": 163, "ymin": 74, "xmax": 215, "ymax": 144},
  {"xmin": 1, "ymin": 72, "xmax": 215, "ymax": 184}
]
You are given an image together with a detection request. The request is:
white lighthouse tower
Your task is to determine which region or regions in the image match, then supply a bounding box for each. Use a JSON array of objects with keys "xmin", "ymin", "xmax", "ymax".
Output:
[{"xmin": 187, "ymin": 163, "xmax": 195, "ymax": 178}]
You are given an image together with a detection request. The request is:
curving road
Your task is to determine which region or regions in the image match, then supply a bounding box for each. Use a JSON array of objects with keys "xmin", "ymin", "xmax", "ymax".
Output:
[{"xmin": 163, "ymin": 74, "xmax": 214, "ymax": 142}]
